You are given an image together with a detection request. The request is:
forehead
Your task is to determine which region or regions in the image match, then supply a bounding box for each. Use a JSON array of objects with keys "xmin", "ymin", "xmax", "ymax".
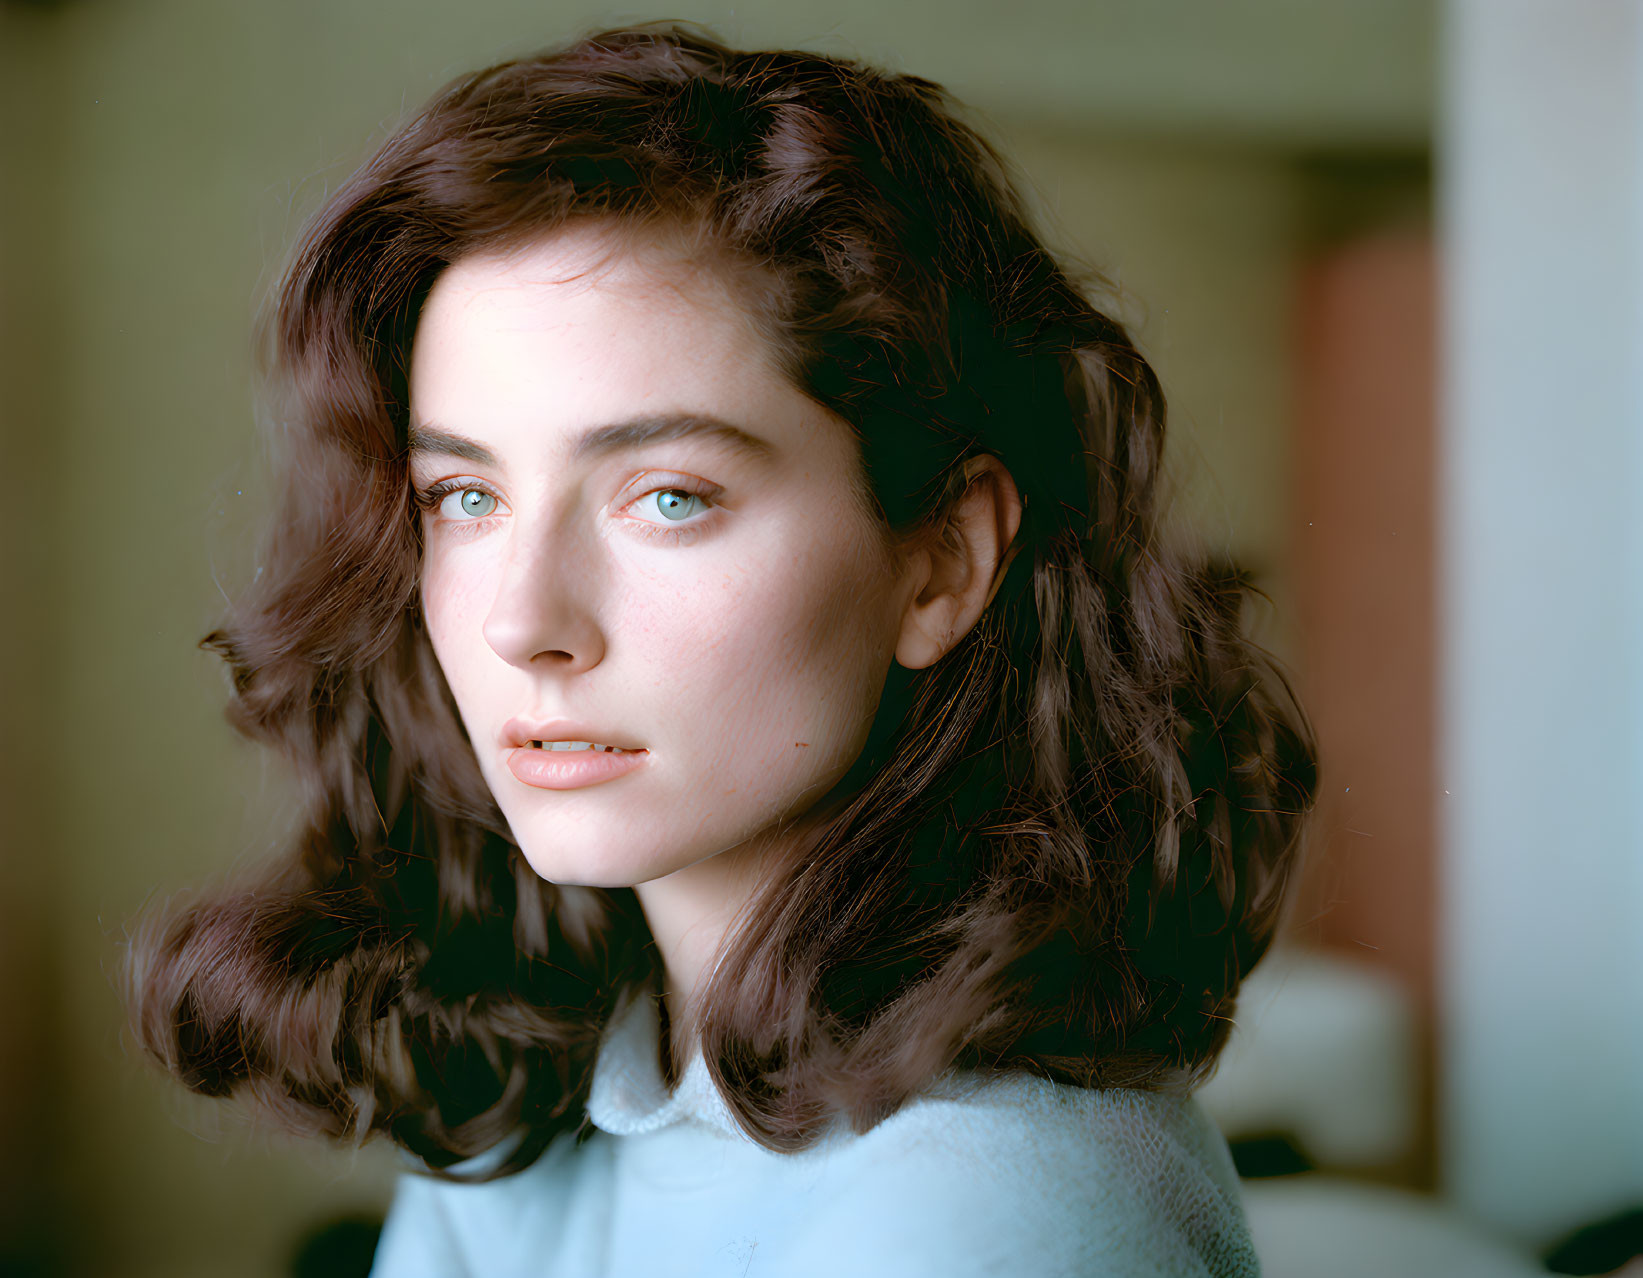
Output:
[
  {"xmin": 415, "ymin": 224, "xmax": 770, "ymax": 368},
  {"xmin": 408, "ymin": 226, "xmax": 794, "ymax": 440}
]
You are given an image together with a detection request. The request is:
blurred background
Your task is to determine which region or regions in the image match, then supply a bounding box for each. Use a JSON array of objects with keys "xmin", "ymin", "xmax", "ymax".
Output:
[{"xmin": 1, "ymin": 1, "xmax": 1638, "ymax": 1275}]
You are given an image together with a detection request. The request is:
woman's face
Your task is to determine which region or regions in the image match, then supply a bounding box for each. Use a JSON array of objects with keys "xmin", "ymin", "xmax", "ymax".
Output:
[{"xmin": 408, "ymin": 225, "xmax": 917, "ymax": 888}]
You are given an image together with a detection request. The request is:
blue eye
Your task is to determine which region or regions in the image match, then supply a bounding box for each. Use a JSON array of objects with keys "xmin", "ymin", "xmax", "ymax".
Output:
[
  {"xmin": 625, "ymin": 483, "xmax": 719, "ymax": 543},
  {"xmin": 437, "ymin": 487, "xmax": 497, "ymax": 519},
  {"xmin": 652, "ymin": 489, "xmax": 705, "ymax": 521}
]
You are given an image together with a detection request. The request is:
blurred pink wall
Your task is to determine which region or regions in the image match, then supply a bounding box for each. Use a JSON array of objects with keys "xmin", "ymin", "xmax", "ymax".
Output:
[{"xmin": 1290, "ymin": 231, "xmax": 1438, "ymax": 1186}]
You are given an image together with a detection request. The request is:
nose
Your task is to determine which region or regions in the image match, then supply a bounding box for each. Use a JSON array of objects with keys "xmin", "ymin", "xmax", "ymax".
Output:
[{"xmin": 481, "ymin": 518, "xmax": 607, "ymax": 673}]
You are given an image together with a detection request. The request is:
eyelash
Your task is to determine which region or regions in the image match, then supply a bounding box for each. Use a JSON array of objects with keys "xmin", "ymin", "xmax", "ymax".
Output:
[{"xmin": 411, "ymin": 475, "xmax": 721, "ymax": 546}]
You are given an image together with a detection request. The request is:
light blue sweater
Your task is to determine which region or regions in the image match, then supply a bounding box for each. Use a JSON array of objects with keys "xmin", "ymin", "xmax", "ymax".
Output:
[{"xmin": 370, "ymin": 984, "xmax": 1259, "ymax": 1277}]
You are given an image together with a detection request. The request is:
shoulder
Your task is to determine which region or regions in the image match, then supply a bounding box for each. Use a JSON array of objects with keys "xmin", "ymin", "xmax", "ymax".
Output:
[{"xmin": 768, "ymin": 1075, "xmax": 1258, "ymax": 1278}]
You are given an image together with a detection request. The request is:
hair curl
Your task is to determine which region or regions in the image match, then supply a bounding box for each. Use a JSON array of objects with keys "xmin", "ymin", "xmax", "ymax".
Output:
[{"xmin": 124, "ymin": 20, "xmax": 1317, "ymax": 1177}]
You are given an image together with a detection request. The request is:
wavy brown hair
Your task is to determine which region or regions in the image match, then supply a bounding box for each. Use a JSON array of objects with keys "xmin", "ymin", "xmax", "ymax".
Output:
[{"xmin": 124, "ymin": 20, "xmax": 1316, "ymax": 1177}]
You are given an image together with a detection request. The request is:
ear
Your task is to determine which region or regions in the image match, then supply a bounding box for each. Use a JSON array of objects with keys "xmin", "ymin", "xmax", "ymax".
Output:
[{"xmin": 894, "ymin": 455, "xmax": 1025, "ymax": 671}]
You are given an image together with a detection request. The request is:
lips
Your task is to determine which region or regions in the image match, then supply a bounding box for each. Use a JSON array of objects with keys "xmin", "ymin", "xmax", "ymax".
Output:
[{"xmin": 504, "ymin": 739, "xmax": 648, "ymax": 790}]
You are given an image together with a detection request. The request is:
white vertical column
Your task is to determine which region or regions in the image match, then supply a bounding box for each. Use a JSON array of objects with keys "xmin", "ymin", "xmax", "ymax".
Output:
[{"xmin": 1440, "ymin": 0, "xmax": 1643, "ymax": 1244}]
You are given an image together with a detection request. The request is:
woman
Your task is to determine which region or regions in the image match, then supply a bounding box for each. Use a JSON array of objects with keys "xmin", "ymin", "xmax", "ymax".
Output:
[{"xmin": 126, "ymin": 21, "xmax": 1315, "ymax": 1276}]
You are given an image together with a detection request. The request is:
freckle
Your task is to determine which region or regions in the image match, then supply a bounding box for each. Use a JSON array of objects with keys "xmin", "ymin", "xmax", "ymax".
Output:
[{"xmin": 794, "ymin": 741, "xmax": 809, "ymax": 748}]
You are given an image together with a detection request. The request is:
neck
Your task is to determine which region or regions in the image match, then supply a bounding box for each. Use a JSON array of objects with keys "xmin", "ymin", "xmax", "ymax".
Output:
[{"xmin": 631, "ymin": 831, "xmax": 778, "ymax": 1086}]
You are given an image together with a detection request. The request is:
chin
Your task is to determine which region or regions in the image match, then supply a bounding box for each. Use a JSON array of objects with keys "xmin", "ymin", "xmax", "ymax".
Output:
[
  {"xmin": 507, "ymin": 833, "xmax": 688, "ymax": 890},
  {"xmin": 513, "ymin": 846, "xmax": 647, "ymax": 890}
]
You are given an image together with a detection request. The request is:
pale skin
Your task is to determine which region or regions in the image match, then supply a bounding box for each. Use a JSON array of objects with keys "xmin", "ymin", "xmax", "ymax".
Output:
[{"xmin": 408, "ymin": 223, "xmax": 1022, "ymax": 1079}]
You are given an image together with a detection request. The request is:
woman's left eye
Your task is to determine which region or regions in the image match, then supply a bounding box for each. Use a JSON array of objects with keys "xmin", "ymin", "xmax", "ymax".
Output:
[
  {"xmin": 631, "ymin": 487, "xmax": 713, "ymax": 524},
  {"xmin": 439, "ymin": 487, "xmax": 497, "ymax": 519}
]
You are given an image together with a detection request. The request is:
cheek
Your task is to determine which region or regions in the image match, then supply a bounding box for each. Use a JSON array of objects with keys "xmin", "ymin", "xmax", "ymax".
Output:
[
  {"xmin": 651, "ymin": 532, "xmax": 895, "ymax": 795},
  {"xmin": 420, "ymin": 552, "xmax": 498, "ymax": 693}
]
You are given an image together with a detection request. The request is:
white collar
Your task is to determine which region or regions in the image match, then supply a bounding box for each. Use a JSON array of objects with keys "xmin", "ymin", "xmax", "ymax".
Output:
[
  {"xmin": 583, "ymin": 981, "xmax": 1017, "ymax": 1146},
  {"xmin": 585, "ymin": 981, "xmax": 748, "ymax": 1140}
]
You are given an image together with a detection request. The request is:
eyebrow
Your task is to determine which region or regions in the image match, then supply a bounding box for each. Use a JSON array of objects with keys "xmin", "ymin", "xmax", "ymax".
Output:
[{"xmin": 406, "ymin": 414, "xmax": 777, "ymax": 466}]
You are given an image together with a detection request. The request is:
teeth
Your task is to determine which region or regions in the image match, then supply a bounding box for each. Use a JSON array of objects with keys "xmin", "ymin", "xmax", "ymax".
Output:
[{"xmin": 527, "ymin": 740, "xmax": 633, "ymax": 753}]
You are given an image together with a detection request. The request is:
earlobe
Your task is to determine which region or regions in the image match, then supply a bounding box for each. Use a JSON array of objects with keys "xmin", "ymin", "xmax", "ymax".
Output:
[
  {"xmin": 893, "ymin": 457, "xmax": 1023, "ymax": 672},
  {"xmin": 893, "ymin": 545, "xmax": 944, "ymax": 671}
]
